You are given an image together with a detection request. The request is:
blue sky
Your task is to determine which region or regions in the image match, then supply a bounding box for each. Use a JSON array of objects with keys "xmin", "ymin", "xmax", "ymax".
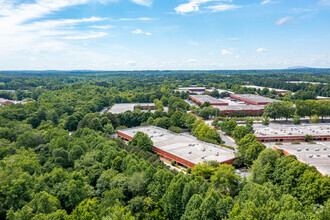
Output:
[{"xmin": 0, "ymin": 0, "xmax": 329, "ymax": 70}]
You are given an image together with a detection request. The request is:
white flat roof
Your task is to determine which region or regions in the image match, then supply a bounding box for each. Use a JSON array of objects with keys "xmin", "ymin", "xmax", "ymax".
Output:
[
  {"xmin": 189, "ymin": 95, "xmax": 227, "ymax": 104},
  {"xmin": 274, "ymin": 143, "xmax": 330, "ymax": 176},
  {"xmin": 231, "ymin": 94, "xmax": 280, "ymax": 103},
  {"xmin": 109, "ymin": 103, "xmax": 155, "ymax": 114},
  {"xmin": 242, "ymin": 85, "xmax": 288, "ymax": 93},
  {"xmin": 118, "ymin": 126, "xmax": 236, "ymax": 165},
  {"xmin": 254, "ymin": 123, "xmax": 330, "ymax": 138},
  {"xmin": 214, "ymin": 105, "xmax": 264, "ymax": 111}
]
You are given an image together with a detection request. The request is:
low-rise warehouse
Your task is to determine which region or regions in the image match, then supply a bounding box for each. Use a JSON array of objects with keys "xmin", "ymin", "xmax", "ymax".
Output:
[
  {"xmin": 118, "ymin": 126, "xmax": 236, "ymax": 168},
  {"xmin": 254, "ymin": 124, "xmax": 330, "ymax": 143},
  {"xmin": 274, "ymin": 143, "xmax": 330, "ymax": 176},
  {"xmin": 178, "ymin": 86, "xmax": 206, "ymax": 92},
  {"xmin": 189, "ymin": 95, "xmax": 229, "ymax": 106},
  {"xmin": 230, "ymin": 94, "xmax": 279, "ymax": 105},
  {"xmin": 205, "ymin": 88, "xmax": 234, "ymax": 95},
  {"xmin": 214, "ymin": 105, "xmax": 264, "ymax": 115},
  {"xmin": 242, "ymin": 85, "xmax": 288, "ymax": 95},
  {"xmin": 108, "ymin": 103, "xmax": 156, "ymax": 114}
]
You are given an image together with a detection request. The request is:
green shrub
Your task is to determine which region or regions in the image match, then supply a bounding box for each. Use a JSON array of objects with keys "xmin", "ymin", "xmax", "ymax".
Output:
[
  {"xmin": 305, "ymin": 134, "xmax": 313, "ymax": 142},
  {"xmin": 168, "ymin": 126, "xmax": 183, "ymax": 133},
  {"xmin": 291, "ymin": 142, "xmax": 301, "ymax": 145},
  {"xmin": 262, "ymin": 117, "xmax": 270, "ymax": 125},
  {"xmin": 171, "ymin": 160, "xmax": 176, "ymax": 166}
]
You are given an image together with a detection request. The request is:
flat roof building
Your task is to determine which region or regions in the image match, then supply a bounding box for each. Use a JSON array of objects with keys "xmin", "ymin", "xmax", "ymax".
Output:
[
  {"xmin": 274, "ymin": 143, "xmax": 330, "ymax": 176},
  {"xmin": 117, "ymin": 126, "xmax": 236, "ymax": 168},
  {"xmin": 254, "ymin": 123, "xmax": 330, "ymax": 143},
  {"xmin": 205, "ymin": 88, "xmax": 234, "ymax": 95},
  {"xmin": 214, "ymin": 105, "xmax": 264, "ymax": 115},
  {"xmin": 108, "ymin": 103, "xmax": 156, "ymax": 114},
  {"xmin": 178, "ymin": 86, "xmax": 206, "ymax": 92},
  {"xmin": 230, "ymin": 94, "xmax": 280, "ymax": 105},
  {"xmin": 242, "ymin": 85, "xmax": 289, "ymax": 94},
  {"xmin": 316, "ymin": 96, "xmax": 330, "ymax": 100},
  {"xmin": 189, "ymin": 95, "xmax": 229, "ymax": 106}
]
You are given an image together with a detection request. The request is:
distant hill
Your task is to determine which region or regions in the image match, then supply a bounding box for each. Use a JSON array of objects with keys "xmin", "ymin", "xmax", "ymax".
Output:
[{"xmin": 287, "ymin": 66, "xmax": 314, "ymax": 69}]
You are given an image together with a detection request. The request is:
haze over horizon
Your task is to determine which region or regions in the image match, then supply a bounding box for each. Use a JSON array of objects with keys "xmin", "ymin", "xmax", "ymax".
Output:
[{"xmin": 0, "ymin": 0, "xmax": 330, "ymax": 70}]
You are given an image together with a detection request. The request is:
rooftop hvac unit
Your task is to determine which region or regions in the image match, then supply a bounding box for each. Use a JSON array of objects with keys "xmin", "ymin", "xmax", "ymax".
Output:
[
  {"xmin": 297, "ymin": 148, "xmax": 302, "ymax": 152},
  {"xmin": 147, "ymin": 129, "xmax": 149, "ymax": 131},
  {"xmin": 202, "ymin": 148, "xmax": 205, "ymax": 152},
  {"xmin": 323, "ymin": 147, "xmax": 327, "ymax": 151},
  {"xmin": 216, "ymin": 152, "xmax": 219, "ymax": 156},
  {"xmin": 305, "ymin": 148, "xmax": 309, "ymax": 151},
  {"xmin": 149, "ymin": 135, "xmax": 153, "ymax": 138},
  {"xmin": 153, "ymin": 131, "xmax": 156, "ymax": 133},
  {"xmin": 328, "ymin": 154, "xmax": 330, "ymax": 158},
  {"xmin": 315, "ymin": 148, "xmax": 319, "ymax": 151},
  {"xmin": 309, "ymin": 155, "xmax": 313, "ymax": 158},
  {"xmin": 201, "ymin": 156, "xmax": 205, "ymax": 159},
  {"xmin": 188, "ymin": 151, "xmax": 192, "ymax": 154},
  {"xmin": 317, "ymin": 154, "xmax": 321, "ymax": 157},
  {"xmin": 133, "ymin": 131, "xmax": 136, "ymax": 133}
]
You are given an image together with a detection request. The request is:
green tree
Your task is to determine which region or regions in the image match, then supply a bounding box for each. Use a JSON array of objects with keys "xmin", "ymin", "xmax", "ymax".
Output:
[
  {"xmin": 131, "ymin": 131, "xmax": 153, "ymax": 152},
  {"xmin": 211, "ymin": 164, "xmax": 241, "ymax": 196},
  {"xmin": 232, "ymin": 126, "xmax": 247, "ymax": 140},
  {"xmin": 293, "ymin": 115, "xmax": 301, "ymax": 125},
  {"xmin": 64, "ymin": 115, "xmax": 78, "ymax": 131},
  {"xmin": 262, "ymin": 116, "xmax": 270, "ymax": 126},
  {"xmin": 219, "ymin": 118, "xmax": 237, "ymax": 135}
]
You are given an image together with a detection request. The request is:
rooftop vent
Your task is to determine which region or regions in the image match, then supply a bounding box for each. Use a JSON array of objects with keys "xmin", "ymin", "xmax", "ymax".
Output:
[
  {"xmin": 147, "ymin": 129, "xmax": 149, "ymax": 131},
  {"xmin": 201, "ymin": 156, "xmax": 205, "ymax": 159},
  {"xmin": 323, "ymin": 147, "xmax": 327, "ymax": 151},
  {"xmin": 149, "ymin": 135, "xmax": 153, "ymax": 138},
  {"xmin": 305, "ymin": 148, "xmax": 309, "ymax": 151},
  {"xmin": 309, "ymin": 155, "xmax": 313, "ymax": 158},
  {"xmin": 188, "ymin": 151, "xmax": 192, "ymax": 154},
  {"xmin": 315, "ymin": 148, "xmax": 319, "ymax": 151},
  {"xmin": 328, "ymin": 154, "xmax": 330, "ymax": 158},
  {"xmin": 317, "ymin": 154, "xmax": 321, "ymax": 157},
  {"xmin": 216, "ymin": 152, "xmax": 219, "ymax": 156},
  {"xmin": 297, "ymin": 148, "xmax": 302, "ymax": 152},
  {"xmin": 202, "ymin": 148, "xmax": 205, "ymax": 152}
]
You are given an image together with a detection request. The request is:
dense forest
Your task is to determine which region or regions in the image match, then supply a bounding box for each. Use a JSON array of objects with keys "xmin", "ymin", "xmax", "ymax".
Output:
[{"xmin": 0, "ymin": 70, "xmax": 329, "ymax": 220}]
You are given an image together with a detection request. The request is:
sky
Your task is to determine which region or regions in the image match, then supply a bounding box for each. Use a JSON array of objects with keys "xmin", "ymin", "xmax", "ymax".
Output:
[{"xmin": 0, "ymin": 0, "xmax": 329, "ymax": 70}]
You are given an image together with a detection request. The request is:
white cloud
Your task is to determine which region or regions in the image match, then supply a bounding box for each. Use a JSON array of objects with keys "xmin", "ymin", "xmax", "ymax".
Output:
[
  {"xmin": 0, "ymin": 0, "xmax": 108, "ymax": 55},
  {"xmin": 131, "ymin": 29, "xmax": 152, "ymax": 35},
  {"xmin": 118, "ymin": 17, "xmax": 154, "ymax": 21},
  {"xmin": 175, "ymin": 0, "xmax": 241, "ymax": 14},
  {"xmin": 222, "ymin": 49, "xmax": 232, "ymax": 55},
  {"xmin": 90, "ymin": 25, "xmax": 114, "ymax": 29},
  {"xmin": 261, "ymin": 0, "xmax": 271, "ymax": 5},
  {"xmin": 188, "ymin": 41, "xmax": 199, "ymax": 45},
  {"xmin": 127, "ymin": 61, "xmax": 137, "ymax": 66},
  {"xmin": 206, "ymin": 4, "xmax": 242, "ymax": 12},
  {"xmin": 131, "ymin": 0, "xmax": 152, "ymax": 7},
  {"xmin": 275, "ymin": 16, "xmax": 293, "ymax": 25},
  {"xmin": 257, "ymin": 48, "xmax": 267, "ymax": 53},
  {"xmin": 62, "ymin": 32, "xmax": 107, "ymax": 40},
  {"xmin": 235, "ymin": 55, "xmax": 240, "ymax": 59},
  {"xmin": 228, "ymin": 37, "xmax": 240, "ymax": 41},
  {"xmin": 186, "ymin": 59, "xmax": 198, "ymax": 63},
  {"xmin": 319, "ymin": 0, "xmax": 330, "ymax": 6}
]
